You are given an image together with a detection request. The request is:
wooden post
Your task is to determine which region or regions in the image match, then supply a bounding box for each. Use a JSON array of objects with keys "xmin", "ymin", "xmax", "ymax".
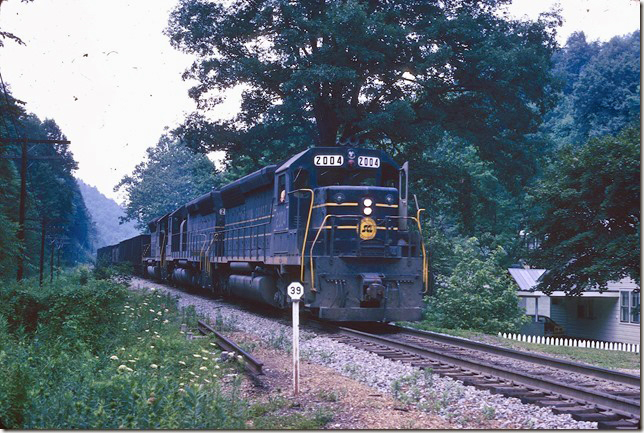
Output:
[
  {"xmin": 292, "ymin": 299, "xmax": 300, "ymax": 396},
  {"xmin": 39, "ymin": 218, "xmax": 46, "ymax": 286},
  {"xmin": 17, "ymin": 138, "xmax": 27, "ymax": 281},
  {"xmin": 287, "ymin": 282, "xmax": 304, "ymax": 396}
]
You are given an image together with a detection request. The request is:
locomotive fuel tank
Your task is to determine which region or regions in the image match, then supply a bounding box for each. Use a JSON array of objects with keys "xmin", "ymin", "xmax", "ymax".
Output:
[{"xmin": 228, "ymin": 274, "xmax": 279, "ymax": 307}]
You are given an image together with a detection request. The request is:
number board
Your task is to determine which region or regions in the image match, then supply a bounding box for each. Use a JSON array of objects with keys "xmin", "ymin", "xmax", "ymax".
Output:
[
  {"xmin": 357, "ymin": 156, "xmax": 380, "ymax": 168},
  {"xmin": 314, "ymin": 155, "xmax": 344, "ymax": 167},
  {"xmin": 287, "ymin": 282, "xmax": 304, "ymax": 300}
]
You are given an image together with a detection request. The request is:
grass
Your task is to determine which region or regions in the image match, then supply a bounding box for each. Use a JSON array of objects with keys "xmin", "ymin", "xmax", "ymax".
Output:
[
  {"xmin": 401, "ymin": 322, "xmax": 640, "ymax": 371},
  {"xmin": 0, "ymin": 267, "xmax": 333, "ymax": 429}
]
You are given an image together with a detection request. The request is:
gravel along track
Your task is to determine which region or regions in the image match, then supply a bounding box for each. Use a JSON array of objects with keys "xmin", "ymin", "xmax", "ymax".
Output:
[{"xmin": 129, "ymin": 278, "xmax": 598, "ymax": 429}]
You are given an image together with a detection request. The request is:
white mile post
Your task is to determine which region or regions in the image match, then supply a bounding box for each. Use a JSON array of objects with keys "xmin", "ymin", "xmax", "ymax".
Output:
[{"xmin": 287, "ymin": 282, "xmax": 304, "ymax": 396}]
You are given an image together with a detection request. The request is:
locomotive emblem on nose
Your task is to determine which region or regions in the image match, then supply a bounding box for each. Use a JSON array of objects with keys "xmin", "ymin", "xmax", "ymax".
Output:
[{"xmin": 358, "ymin": 217, "xmax": 377, "ymax": 240}]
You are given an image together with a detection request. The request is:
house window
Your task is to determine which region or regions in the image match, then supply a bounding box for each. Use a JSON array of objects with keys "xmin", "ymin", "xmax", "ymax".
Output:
[
  {"xmin": 620, "ymin": 290, "xmax": 640, "ymax": 324},
  {"xmin": 631, "ymin": 292, "xmax": 640, "ymax": 324}
]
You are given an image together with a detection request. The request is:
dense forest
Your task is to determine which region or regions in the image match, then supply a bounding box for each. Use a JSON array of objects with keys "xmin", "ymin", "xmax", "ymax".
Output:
[{"xmin": 0, "ymin": 92, "xmax": 94, "ymax": 280}]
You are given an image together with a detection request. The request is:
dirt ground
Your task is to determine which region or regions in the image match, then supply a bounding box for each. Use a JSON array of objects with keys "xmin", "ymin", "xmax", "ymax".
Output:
[{"xmin": 229, "ymin": 331, "xmax": 454, "ymax": 429}]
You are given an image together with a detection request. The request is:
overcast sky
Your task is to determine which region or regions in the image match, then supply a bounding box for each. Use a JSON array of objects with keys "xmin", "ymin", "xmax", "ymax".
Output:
[{"xmin": 0, "ymin": 0, "xmax": 639, "ymax": 202}]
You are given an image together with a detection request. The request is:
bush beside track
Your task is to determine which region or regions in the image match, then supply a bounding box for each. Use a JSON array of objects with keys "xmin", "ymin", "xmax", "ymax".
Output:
[{"xmin": 0, "ymin": 267, "xmax": 253, "ymax": 429}]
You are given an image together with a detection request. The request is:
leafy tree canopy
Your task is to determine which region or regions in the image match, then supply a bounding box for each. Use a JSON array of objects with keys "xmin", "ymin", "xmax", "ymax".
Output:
[
  {"xmin": 541, "ymin": 31, "xmax": 640, "ymax": 147},
  {"xmin": 115, "ymin": 134, "xmax": 222, "ymax": 230},
  {"xmin": 166, "ymin": 0, "xmax": 560, "ymax": 174},
  {"xmin": 527, "ymin": 123, "xmax": 640, "ymax": 295}
]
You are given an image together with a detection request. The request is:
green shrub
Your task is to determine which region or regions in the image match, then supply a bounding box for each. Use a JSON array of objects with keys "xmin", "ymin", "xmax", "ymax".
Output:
[
  {"xmin": 423, "ymin": 237, "xmax": 527, "ymax": 334},
  {"xmin": 0, "ymin": 276, "xmax": 246, "ymax": 429}
]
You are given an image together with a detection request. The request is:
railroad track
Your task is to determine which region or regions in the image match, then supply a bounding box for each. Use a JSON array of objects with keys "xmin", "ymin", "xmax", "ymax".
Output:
[
  {"xmin": 315, "ymin": 323, "xmax": 640, "ymax": 430},
  {"xmin": 197, "ymin": 320, "xmax": 264, "ymax": 376}
]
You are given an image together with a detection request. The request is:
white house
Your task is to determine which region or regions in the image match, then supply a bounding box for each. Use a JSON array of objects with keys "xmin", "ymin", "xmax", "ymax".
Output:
[{"xmin": 509, "ymin": 268, "xmax": 641, "ymax": 345}]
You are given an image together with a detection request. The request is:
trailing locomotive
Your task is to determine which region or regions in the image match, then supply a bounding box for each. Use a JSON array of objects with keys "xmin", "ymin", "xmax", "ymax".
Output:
[{"xmin": 99, "ymin": 145, "xmax": 427, "ymax": 321}]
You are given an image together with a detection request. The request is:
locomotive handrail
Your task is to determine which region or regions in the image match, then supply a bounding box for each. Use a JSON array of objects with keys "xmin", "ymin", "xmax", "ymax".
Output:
[
  {"xmin": 415, "ymin": 208, "xmax": 428, "ymax": 293},
  {"xmin": 289, "ymin": 188, "xmax": 314, "ymax": 282},
  {"xmin": 309, "ymin": 213, "xmax": 335, "ymax": 290}
]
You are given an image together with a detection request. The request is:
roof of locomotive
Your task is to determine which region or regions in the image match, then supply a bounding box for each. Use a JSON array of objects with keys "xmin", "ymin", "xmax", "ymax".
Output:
[{"xmin": 275, "ymin": 146, "xmax": 399, "ymax": 174}]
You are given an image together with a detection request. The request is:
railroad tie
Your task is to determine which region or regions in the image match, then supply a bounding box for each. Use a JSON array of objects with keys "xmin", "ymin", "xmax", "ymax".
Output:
[
  {"xmin": 595, "ymin": 419, "xmax": 640, "ymax": 430},
  {"xmin": 570, "ymin": 411, "xmax": 623, "ymax": 423}
]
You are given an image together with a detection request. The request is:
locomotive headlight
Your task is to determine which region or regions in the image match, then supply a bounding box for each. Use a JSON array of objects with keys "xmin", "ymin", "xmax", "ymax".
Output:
[
  {"xmin": 334, "ymin": 193, "xmax": 345, "ymax": 204},
  {"xmin": 363, "ymin": 198, "xmax": 373, "ymax": 207},
  {"xmin": 385, "ymin": 194, "xmax": 394, "ymax": 204},
  {"xmin": 363, "ymin": 207, "xmax": 373, "ymax": 215}
]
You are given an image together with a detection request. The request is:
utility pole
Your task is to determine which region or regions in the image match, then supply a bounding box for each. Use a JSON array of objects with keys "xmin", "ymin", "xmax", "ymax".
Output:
[
  {"xmin": 17, "ymin": 138, "xmax": 27, "ymax": 281},
  {"xmin": 0, "ymin": 137, "xmax": 71, "ymax": 281},
  {"xmin": 39, "ymin": 217, "xmax": 46, "ymax": 286}
]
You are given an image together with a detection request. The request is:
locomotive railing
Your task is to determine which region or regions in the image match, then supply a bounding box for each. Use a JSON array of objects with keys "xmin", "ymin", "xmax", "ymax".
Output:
[
  {"xmin": 289, "ymin": 188, "xmax": 314, "ymax": 282},
  {"xmin": 308, "ymin": 214, "xmax": 427, "ymax": 292}
]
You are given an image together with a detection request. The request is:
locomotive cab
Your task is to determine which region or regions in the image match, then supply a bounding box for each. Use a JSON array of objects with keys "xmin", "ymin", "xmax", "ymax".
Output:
[{"xmin": 276, "ymin": 146, "xmax": 425, "ymax": 321}]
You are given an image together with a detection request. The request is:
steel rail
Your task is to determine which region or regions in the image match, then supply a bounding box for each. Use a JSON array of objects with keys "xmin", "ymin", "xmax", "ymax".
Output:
[
  {"xmin": 197, "ymin": 320, "xmax": 264, "ymax": 375},
  {"xmin": 389, "ymin": 324, "xmax": 641, "ymax": 388},
  {"xmin": 332, "ymin": 325, "xmax": 640, "ymax": 417}
]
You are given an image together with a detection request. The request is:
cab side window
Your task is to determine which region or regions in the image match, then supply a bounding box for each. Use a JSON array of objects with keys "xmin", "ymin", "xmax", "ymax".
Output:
[{"xmin": 277, "ymin": 173, "xmax": 286, "ymax": 204}]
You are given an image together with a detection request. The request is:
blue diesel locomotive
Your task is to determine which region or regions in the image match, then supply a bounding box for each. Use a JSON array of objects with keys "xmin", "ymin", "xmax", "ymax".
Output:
[{"xmin": 98, "ymin": 145, "xmax": 427, "ymax": 322}]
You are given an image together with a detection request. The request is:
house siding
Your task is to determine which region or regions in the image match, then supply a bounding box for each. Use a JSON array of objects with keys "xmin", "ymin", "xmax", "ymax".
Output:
[{"xmin": 550, "ymin": 296, "xmax": 640, "ymax": 345}]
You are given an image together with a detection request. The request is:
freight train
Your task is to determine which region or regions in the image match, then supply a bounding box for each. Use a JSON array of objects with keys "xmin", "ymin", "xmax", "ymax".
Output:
[{"xmin": 98, "ymin": 144, "xmax": 428, "ymax": 321}]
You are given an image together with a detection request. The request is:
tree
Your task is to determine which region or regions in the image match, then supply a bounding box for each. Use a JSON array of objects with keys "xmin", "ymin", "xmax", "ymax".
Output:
[
  {"xmin": 166, "ymin": 0, "xmax": 560, "ymax": 174},
  {"xmin": 541, "ymin": 31, "xmax": 639, "ymax": 148},
  {"xmin": 115, "ymin": 135, "xmax": 222, "ymax": 230},
  {"xmin": 527, "ymin": 123, "xmax": 640, "ymax": 295},
  {"xmin": 424, "ymin": 237, "xmax": 527, "ymax": 333}
]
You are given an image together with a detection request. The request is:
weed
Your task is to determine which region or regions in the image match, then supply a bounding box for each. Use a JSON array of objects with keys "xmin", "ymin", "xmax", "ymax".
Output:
[
  {"xmin": 482, "ymin": 405, "xmax": 496, "ymax": 420},
  {"xmin": 317, "ymin": 389, "xmax": 340, "ymax": 402}
]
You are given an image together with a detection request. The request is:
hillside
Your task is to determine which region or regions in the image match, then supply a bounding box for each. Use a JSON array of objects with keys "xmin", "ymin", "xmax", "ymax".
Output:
[{"xmin": 77, "ymin": 179, "xmax": 141, "ymax": 250}]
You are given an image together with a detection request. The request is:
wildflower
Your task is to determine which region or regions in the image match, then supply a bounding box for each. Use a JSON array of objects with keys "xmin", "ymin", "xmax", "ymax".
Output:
[
  {"xmin": 149, "ymin": 309, "xmax": 155, "ymax": 313},
  {"xmin": 201, "ymin": 356, "xmax": 208, "ymax": 360},
  {"xmin": 237, "ymin": 355, "xmax": 243, "ymax": 361},
  {"xmin": 150, "ymin": 364, "xmax": 158, "ymax": 369},
  {"xmin": 157, "ymin": 311, "xmax": 162, "ymax": 316},
  {"xmin": 145, "ymin": 329, "xmax": 150, "ymax": 332},
  {"xmin": 204, "ymin": 378, "xmax": 211, "ymax": 383},
  {"xmin": 180, "ymin": 382, "xmax": 185, "ymax": 386},
  {"xmin": 147, "ymin": 396, "xmax": 156, "ymax": 404},
  {"xmin": 120, "ymin": 347, "xmax": 126, "ymax": 351},
  {"xmin": 164, "ymin": 309, "xmax": 169, "ymax": 313},
  {"xmin": 215, "ymin": 365, "xmax": 220, "ymax": 369},
  {"xmin": 163, "ymin": 320, "xmax": 169, "ymax": 324},
  {"xmin": 110, "ymin": 355, "xmax": 119, "ymax": 361},
  {"xmin": 189, "ymin": 371, "xmax": 196, "ymax": 376},
  {"xmin": 150, "ymin": 345, "xmax": 155, "ymax": 349},
  {"xmin": 128, "ymin": 359, "xmax": 136, "ymax": 363},
  {"xmin": 150, "ymin": 287, "xmax": 156, "ymax": 292},
  {"xmin": 178, "ymin": 361, "xmax": 186, "ymax": 366},
  {"xmin": 209, "ymin": 342, "xmax": 217, "ymax": 347},
  {"xmin": 199, "ymin": 366, "xmax": 208, "ymax": 371},
  {"xmin": 118, "ymin": 365, "xmax": 133, "ymax": 373},
  {"xmin": 193, "ymin": 354, "xmax": 201, "ymax": 358},
  {"xmin": 143, "ymin": 302, "xmax": 148, "ymax": 306},
  {"xmin": 178, "ymin": 388, "xmax": 185, "ymax": 393},
  {"xmin": 137, "ymin": 337, "xmax": 142, "ymax": 340},
  {"xmin": 200, "ymin": 349, "xmax": 209, "ymax": 354},
  {"xmin": 123, "ymin": 328, "xmax": 127, "ymax": 331}
]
